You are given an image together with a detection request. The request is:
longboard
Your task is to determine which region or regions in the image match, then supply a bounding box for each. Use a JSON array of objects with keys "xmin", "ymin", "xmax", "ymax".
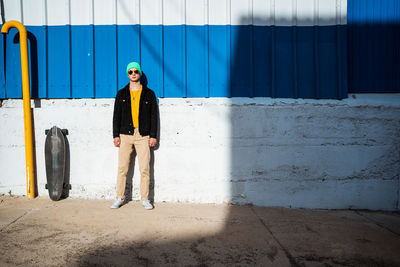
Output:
[{"xmin": 44, "ymin": 126, "xmax": 69, "ymax": 201}]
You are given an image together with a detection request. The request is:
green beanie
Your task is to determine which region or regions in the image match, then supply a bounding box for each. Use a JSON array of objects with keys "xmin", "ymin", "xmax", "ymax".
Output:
[{"xmin": 126, "ymin": 62, "xmax": 142, "ymax": 76}]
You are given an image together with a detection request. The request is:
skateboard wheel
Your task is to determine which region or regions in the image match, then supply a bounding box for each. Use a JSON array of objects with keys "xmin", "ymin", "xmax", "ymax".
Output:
[
  {"xmin": 61, "ymin": 129, "xmax": 69, "ymax": 135},
  {"xmin": 45, "ymin": 129, "xmax": 49, "ymax": 135},
  {"xmin": 45, "ymin": 184, "xmax": 48, "ymax": 189},
  {"xmin": 63, "ymin": 183, "xmax": 72, "ymax": 190}
]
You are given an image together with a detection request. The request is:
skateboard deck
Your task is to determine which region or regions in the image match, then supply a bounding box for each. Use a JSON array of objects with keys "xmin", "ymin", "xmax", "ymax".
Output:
[{"xmin": 45, "ymin": 126, "xmax": 67, "ymax": 201}]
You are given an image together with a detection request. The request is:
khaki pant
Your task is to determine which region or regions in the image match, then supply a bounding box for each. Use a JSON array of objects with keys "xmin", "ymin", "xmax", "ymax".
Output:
[{"xmin": 116, "ymin": 129, "xmax": 150, "ymax": 200}]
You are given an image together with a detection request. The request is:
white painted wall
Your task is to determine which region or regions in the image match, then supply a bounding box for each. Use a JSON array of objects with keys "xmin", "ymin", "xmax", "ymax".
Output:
[
  {"xmin": 0, "ymin": 95, "xmax": 399, "ymax": 210},
  {"xmin": 5, "ymin": 0, "xmax": 347, "ymax": 26}
]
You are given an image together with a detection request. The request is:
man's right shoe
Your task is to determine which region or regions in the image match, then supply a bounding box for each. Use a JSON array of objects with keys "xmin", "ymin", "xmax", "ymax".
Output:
[{"xmin": 110, "ymin": 198, "xmax": 124, "ymax": 209}]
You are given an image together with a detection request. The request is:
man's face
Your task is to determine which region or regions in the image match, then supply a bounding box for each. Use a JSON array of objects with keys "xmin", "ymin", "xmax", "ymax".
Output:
[{"xmin": 128, "ymin": 68, "xmax": 141, "ymax": 82}]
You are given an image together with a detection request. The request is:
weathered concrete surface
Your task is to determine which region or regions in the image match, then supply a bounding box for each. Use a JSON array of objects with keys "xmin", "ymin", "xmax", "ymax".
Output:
[
  {"xmin": 1, "ymin": 95, "xmax": 399, "ymax": 210},
  {"xmin": 0, "ymin": 195, "xmax": 399, "ymax": 266}
]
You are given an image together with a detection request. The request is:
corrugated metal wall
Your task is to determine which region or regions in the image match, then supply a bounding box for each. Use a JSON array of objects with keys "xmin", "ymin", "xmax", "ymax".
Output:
[
  {"xmin": 0, "ymin": 0, "xmax": 347, "ymax": 99},
  {"xmin": 348, "ymin": 0, "xmax": 400, "ymax": 93}
]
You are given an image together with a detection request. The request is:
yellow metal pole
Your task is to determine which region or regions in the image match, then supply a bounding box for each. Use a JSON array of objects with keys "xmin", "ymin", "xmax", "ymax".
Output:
[{"xmin": 1, "ymin": 21, "xmax": 36, "ymax": 199}]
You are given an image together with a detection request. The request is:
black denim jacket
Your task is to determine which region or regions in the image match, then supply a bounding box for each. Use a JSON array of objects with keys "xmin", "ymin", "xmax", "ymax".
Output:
[{"xmin": 113, "ymin": 84, "xmax": 158, "ymax": 139}]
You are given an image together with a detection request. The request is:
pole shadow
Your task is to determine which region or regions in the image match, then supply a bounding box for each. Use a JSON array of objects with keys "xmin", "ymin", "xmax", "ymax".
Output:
[{"xmin": 12, "ymin": 31, "xmax": 39, "ymax": 98}]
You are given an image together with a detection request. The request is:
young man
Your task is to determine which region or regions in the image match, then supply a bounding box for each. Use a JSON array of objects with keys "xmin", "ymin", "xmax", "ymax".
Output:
[{"xmin": 111, "ymin": 62, "xmax": 158, "ymax": 209}]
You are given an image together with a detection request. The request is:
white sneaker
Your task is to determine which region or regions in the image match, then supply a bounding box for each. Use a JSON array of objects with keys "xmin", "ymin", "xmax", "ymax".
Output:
[
  {"xmin": 142, "ymin": 200, "xmax": 153, "ymax": 210},
  {"xmin": 110, "ymin": 198, "xmax": 124, "ymax": 209}
]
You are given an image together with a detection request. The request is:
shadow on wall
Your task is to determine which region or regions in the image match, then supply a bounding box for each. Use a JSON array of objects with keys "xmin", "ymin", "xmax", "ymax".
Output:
[
  {"xmin": 348, "ymin": 23, "xmax": 400, "ymax": 93},
  {"xmin": 75, "ymin": 16, "xmax": 400, "ymax": 266},
  {"xmin": 11, "ymin": 31, "xmax": 39, "ymax": 99}
]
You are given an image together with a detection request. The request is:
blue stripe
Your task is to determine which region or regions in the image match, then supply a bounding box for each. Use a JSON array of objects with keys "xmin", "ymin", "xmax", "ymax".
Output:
[
  {"xmin": 164, "ymin": 25, "xmax": 186, "ymax": 97},
  {"xmin": 71, "ymin": 25, "xmax": 95, "ymax": 98},
  {"xmin": 1, "ymin": 24, "xmax": 347, "ymax": 99},
  {"xmin": 187, "ymin": 26, "xmax": 209, "ymax": 97},
  {"xmin": 48, "ymin": 26, "xmax": 71, "ymax": 98},
  {"xmin": 140, "ymin": 25, "xmax": 163, "ymax": 98},
  {"xmin": 209, "ymin": 25, "xmax": 230, "ymax": 97},
  {"xmin": 5, "ymin": 27, "xmax": 23, "ymax": 98},
  {"xmin": 117, "ymin": 25, "xmax": 140, "ymax": 92},
  {"xmin": 0, "ymin": 30, "xmax": 5, "ymax": 98},
  {"xmin": 94, "ymin": 25, "xmax": 117, "ymax": 98},
  {"xmin": 253, "ymin": 26, "xmax": 272, "ymax": 97}
]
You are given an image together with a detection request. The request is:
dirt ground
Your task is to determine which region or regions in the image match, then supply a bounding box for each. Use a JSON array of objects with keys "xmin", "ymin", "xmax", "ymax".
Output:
[{"xmin": 0, "ymin": 194, "xmax": 399, "ymax": 266}]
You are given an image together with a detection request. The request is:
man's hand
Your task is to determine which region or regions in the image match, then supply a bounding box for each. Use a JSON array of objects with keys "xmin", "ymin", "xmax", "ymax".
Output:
[
  {"xmin": 149, "ymin": 138, "xmax": 157, "ymax": 148},
  {"xmin": 113, "ymin": 137, "xmax": 121, "ymax": 147}
]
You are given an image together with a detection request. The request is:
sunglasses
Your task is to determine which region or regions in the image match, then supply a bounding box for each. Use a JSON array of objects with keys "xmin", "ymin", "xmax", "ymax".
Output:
[{"xmin": 128, "ymin": 70, "xmax": 140, "ymax": 75}]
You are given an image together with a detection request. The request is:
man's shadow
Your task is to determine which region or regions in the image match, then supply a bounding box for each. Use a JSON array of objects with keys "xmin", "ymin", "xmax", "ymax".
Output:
[{"xmin": 123, "ymin": 72, "xmax": 160, "ymax": 203}]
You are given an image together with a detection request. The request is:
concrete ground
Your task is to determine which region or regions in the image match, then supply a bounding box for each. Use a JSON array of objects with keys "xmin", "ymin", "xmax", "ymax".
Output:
[{"xmin": 0, "ymin": 195, "xmax": 399, "ymax": 267}]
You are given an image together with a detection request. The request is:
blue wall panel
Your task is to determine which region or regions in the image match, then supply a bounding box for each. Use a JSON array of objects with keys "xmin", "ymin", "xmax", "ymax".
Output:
[
  {"xmin": 0, "ymin": 26, "xmax": 5, "ymax": 99},
  {"xmin": 209, "ymin": 26, "xmax": 230, "ymax": 97},
  {"xmin": 348, "ymin": 0, "xmax": 400, "ymax": 93},
  {"xmin": 140, "ymin": 25, "xmax": 163, "ymax": 98},
  {"xmin": 164, "ymin": 25, "xmax": 186, "ymax": 97},
  {"xmin": 5, "ymin": 28, "xmax": 22, "ymax": 98},
  {"xmin": 1, "ymin": 24, "xmax": 349, "ymax": 99},
  {"xmin": 27, "ymin": 26, "xmax": 47, "ymax": 99},
  {"xmin": 296, "ymin": 27, "xmax": 316, "ymax": 98},
  {"xmin": 253, "ymin": 26, "xmax": 272, "ymax": 97},
  {"xmin": 274, "ymin": 27, "xmax": 295, "ymax": 98},
  {"xmin": 95, "ymin": 25, "xmax": 117, "ymax": 98},
  {"xmin": 117, "ymin": 25, "xmax": 140, "ymax": 93},
  {"xmin": 318, "ymin": 27, "xmax": 338, "ymax": 98},
  {"xmin": 231, "ymin": 26, "xmax": 253, "ymax": 97},
  {"xmin": 186, "ymin": 26, "xmax": 208, "ymax": 97},
  {"xmin": 71, "ymin": 26, "xmax": 94, "ymax": 98},
  {"xmin": 47, "ymin": 26, "xmax": 71, "ymax": 98}
]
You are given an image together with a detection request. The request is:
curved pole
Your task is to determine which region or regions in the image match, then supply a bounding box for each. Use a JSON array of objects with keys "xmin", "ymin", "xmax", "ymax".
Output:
[{"xmin": 1, "ymin": 21, "xmax": 36, "ymax": 199}]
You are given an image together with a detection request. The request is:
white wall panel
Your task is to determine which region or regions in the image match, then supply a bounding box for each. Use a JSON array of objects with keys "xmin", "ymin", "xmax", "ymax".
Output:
[
  {"xmin": 46, "ymin": 0, "xmax": 69, "ymax": 25},
  {"xmin": 94, "ymin": 0, "xmax": 116, "ymax": 25},
  {"xmin": 209, "ymin": 0, "xmax": 229, "ymax": 25},
  {"xmin": 318, "ymin": 0, "xmax": 338, "ymax": 26},
  {"xmin": 70, "ymin": 0, "xmax": 93, "ymax": 25},
  {"xmin": 164, "ymin": 0, "xmax": 185, "ymax": 25},
  {"xmin": 296, "ymin": 0, "xmax": 315, "ymax": 26},
  {"xmin": 22, "ymin": 0, "xmax": 45, "ymax": 26},
  {"xmin": 340, "ymin": 0, "xmax": 347, "ymax": 24},
  {"xmin": 186, "ymin": 0, "xmax": 207, "ymax": 25},
  {"xmin": 253, "ymin": 0, "xmax": 272, "ymax": 26},
  {"xmin": 274, "ymin": 0, "xmax": 294, "ymax": 26},
  {"xmin": 4, "ymin": 0, "xmax": 23, "ymax": 23},
  {"xmin": 116, "ymin": 0, "xmax": 139, "ymax": 25},
  {"xmin": 231, "ymin": 0, "xmax": 251, "ymax": 25},
  {"xmin": 3, "ymin": 0, "xmax": 347, "ymax": 26},
  {"xmin": 140, "ymin": 0, "xmax": 162, "ymax": 25}
]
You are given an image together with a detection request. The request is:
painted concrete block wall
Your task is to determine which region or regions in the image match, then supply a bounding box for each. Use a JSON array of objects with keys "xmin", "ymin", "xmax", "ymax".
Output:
[{"xmin": 0, "ymin": 95, "xmax": 399, "ymax": 210}]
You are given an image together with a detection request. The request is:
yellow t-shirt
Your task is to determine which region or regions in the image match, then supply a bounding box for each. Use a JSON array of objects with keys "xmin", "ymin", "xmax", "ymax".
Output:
[{"xmin": 129, "ymin": 86, "xmax": 142, "ymax": 128}]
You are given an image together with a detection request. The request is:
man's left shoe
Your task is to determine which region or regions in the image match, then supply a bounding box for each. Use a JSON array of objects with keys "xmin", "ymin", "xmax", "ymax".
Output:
[{"xmin": 142, "ymin": 200, "xmax": 153, "ymax": 210}]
